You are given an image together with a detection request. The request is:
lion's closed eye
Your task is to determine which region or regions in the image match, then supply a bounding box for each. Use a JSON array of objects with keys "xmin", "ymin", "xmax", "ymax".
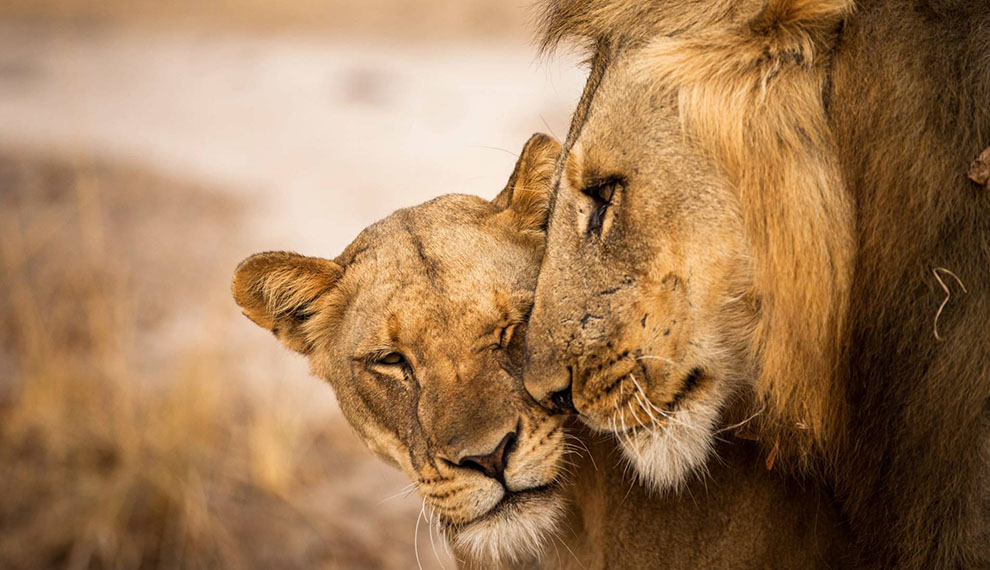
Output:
[{"xmin": 582, "ymin": 177, "xmax": 624, "ymax": 237}]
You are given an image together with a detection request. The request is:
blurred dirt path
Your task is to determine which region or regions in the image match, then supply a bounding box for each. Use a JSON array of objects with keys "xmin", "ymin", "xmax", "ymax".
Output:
[{"xmin": 0, "ymin": 25, "xmax": 585, "ymax": 256}]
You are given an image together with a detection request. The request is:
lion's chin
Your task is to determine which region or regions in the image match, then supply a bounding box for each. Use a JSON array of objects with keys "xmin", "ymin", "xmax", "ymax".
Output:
[
  {"xmin": 616, "ymin": 394, "xmax": 722, "ymax": 490},
  {"xmin": 449, "ymin": 486, "xmax": 565, "ymax": 566}
]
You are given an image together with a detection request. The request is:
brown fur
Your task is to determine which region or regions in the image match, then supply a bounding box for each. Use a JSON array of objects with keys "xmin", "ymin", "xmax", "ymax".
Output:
[
  {"xmin": 234, "ymin": 133, "xmax": 851, "ymax": 569},
  {"xmin": 525, "ymin": 1, "xmax": 990, "ymax": 568}
]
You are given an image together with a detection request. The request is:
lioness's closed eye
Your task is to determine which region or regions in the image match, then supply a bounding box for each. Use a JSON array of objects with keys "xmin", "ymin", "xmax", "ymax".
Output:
[{"xmin": 232, "ymin": 133, "xmax": 566, "ymax": 567}]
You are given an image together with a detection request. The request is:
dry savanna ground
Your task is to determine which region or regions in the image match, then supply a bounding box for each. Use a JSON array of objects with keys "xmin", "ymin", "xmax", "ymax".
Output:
[
  {"xmin": 0, "ymin": 153, "xmax": 447, "ymax": 570},
  {"xmin": 0, "ymin": 1, "xmax": 584, "ymax": 569}
]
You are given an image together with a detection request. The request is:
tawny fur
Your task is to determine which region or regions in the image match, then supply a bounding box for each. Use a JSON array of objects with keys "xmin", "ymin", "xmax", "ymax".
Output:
[
  {"xmin": 530, "ymin": 1, "xmax": 990, "ymax": 567},
  {"xmin": 234, "ymin": 133, "xmax": 852, "ymax": 569}
]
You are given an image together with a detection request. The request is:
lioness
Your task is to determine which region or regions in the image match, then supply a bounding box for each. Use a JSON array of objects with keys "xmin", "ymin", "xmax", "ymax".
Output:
[
  {"xmin": 523, "ymin": 1, "xmax": 990, "ymax": 568},
  {"xmin": 233, "ymin": 134, "xmax": 849, "ymax": 569}
]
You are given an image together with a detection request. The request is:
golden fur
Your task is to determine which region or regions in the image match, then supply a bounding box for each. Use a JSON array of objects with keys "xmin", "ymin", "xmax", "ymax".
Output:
[
  {"xmin": 234, "ymin": 134, "xmax": 570, "ymax": 567},
  {"xmin": 526, "ymin": 1, "xmax": 990, "ymax": 567},
  {"xmin": 234, "ymin": 133, "xmax": 851, "ymax": 569}
]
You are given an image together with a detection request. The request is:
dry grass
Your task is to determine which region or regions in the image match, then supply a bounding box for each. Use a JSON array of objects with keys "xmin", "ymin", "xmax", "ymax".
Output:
[{"xmin": 0, "ymin": 153, "xmax": 440, "ymax": 570}]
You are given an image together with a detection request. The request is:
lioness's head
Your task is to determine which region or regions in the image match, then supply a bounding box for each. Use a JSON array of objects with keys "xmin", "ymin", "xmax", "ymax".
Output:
[
  {"xmin": 525, "ymin": 3, "xmax": 853, "ymax": 489},
  {"xmin": 233, "ymin": 134, "xmax": 568, "ymax": 565}
]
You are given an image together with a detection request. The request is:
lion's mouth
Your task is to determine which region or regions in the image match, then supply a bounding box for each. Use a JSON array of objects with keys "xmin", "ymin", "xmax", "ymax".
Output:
[
  {"xmin": 579, "ymin": 366, "xmax": 705, "ymax": 414},
  {"xmin": 585, "ymin": 365, "xmax": 707, "ymax": 435},
  {"xmin": 664, "ymin": 367, "xmax": 704, "ymax": 412}
]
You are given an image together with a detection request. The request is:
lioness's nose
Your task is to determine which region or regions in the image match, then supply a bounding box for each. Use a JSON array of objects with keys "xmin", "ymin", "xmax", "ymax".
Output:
[{"xmin": 455, "ymin": 430, "xmax": 516, "ymax": 486}]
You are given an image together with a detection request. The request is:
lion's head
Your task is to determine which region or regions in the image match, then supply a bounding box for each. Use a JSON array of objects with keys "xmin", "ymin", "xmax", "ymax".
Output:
[
  {"xmin": 233, "ymin": 134, "xmax": 568, "ymax": 565},
  {"xmin": 525, "ymin": 0, "xmax": 855, "ymax": 489}
]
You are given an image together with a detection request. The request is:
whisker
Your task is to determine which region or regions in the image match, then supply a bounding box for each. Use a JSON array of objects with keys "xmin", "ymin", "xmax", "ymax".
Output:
[
  {"xmin": 378, "ymin": 482, "xmax": 418, "ymax": 504},
  {"xmin": 414, "ymin": 501, "xmax": 426, "ymax": 570},
  {"xmin": 714, "ymin": 403, "xmax": 765, "ymax": 435},
  {"xmin": 636, "ymin": 354, "xmax": 677, "ymax": 365},
  {"xmin": 556, "ymin": 532, "xmax": 586, "ymax": 569},
  {"xmin": 564, "ymin": 433, "xmax": 598, "ymax": 472},
  {"xmin": 427, "ymin": 505, "xmax": 447, "ymax": 570}
]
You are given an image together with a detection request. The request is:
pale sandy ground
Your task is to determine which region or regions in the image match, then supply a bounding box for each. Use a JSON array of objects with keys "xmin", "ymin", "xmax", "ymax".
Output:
[
  {"xmin": 0, "ymin": 25, "xmax": 583, "ymax": 251},
  {"xmin": 0, "ymin": 20, "xmax": 585, "ymax": 569}
]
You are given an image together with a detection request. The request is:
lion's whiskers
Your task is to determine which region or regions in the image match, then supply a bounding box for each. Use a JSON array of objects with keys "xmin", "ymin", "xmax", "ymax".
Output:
[
  {"xmin": 714, "ymin": 402, "xmax": 765, "ymax": 435},
  {"xmin": 636, "ymin": 354, "xmax": 677, "ymax": 366}
]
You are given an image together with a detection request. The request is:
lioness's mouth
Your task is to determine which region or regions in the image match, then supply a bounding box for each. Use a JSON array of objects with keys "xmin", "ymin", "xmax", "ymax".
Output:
[{"xmin": 447, "ymin": 483, "xmax": 560, "ymax": 529}]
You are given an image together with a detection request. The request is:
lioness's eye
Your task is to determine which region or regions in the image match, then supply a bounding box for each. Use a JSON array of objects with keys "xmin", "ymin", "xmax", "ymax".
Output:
[{"xmin": 493, "ymin": 325, "xmax": 515, "ymax": 350}]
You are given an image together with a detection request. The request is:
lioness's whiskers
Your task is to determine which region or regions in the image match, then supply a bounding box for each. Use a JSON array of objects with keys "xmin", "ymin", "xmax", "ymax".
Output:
[
  {"xmin": 554, "ymin": 528, "xmax": 587, "ymax": 569},
  {"xmin": 378, "ymin": 482, "xmax": 418, "ymax": 504},
  {"xmin": 564, "ymin": 433, "xmax": 598, "ymax": 472},
  {"xmin": 414, "ymin": 501, "xmax": 426, "ymax": 570},
  {"xmin": 426, "ymin": 504, "xmax": 447, "ymax": 570}
]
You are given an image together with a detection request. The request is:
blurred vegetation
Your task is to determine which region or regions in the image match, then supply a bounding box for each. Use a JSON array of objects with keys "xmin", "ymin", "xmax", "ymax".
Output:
[
  {"xmin": 0, "ymin": 153, "xmax": 442, "ymax": 569},
  {"xmin": 0, "ymin": 0, "xmax": 530, "ymax": 38}
]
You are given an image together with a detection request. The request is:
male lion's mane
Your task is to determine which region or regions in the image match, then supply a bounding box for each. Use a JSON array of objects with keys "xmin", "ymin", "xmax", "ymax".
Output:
[{"xmin": 538, "ymin": 0, "xmax": 990, "ymax": 567}]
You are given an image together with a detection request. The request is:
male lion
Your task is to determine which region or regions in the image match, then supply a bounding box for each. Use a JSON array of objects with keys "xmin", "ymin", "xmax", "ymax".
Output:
[
  {"xmin": 523, "ymin": 1, "xmax": 990, "ymax": 568},
  {"xmin": 233, "ymin": 133, "xmax": 849, "ymax": 569}
]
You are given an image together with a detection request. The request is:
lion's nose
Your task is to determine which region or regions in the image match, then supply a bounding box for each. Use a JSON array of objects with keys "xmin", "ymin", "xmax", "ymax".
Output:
[
  {"xmin": 455, "ymin": 430, "xmax": 516, "ymax": 486},
  {"xmin": 546, "ymin": 384, "xmax": 577, "ymax": 415}
]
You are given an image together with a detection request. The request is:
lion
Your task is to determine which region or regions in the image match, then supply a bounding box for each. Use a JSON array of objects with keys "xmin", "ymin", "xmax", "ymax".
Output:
[
  {"xmin": 522, "ymin": 1, "xmax": 990, "ymax": 568},
  {"xmin": 232, "ymin": 133, "xmax": 851, "ymax": 569}
]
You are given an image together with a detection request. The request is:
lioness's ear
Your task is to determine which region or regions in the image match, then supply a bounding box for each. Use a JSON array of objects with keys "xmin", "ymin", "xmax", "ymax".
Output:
[
  {"xmin": 232, "ymin": 251, "xmax": 343, "ymax": 354},
  {"xmin": 494, "ymin": 133, "xmax": 562, "ymax": 233}
]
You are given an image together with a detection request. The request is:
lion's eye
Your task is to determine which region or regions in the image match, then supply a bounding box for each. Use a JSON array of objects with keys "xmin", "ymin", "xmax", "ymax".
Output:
[
  {"xmin": 582, "ymin": 178, "xmax": 621, "ymax": 237},
  {"xmin": 595, "ymin": 183, "xmax": 615, "ymax": 203},
  {"xmin": 378, "ymin": 352, "xmax": 406, "ymax": 366}
]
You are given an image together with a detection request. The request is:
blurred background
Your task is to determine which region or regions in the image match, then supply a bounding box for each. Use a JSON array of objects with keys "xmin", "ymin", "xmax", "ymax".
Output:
[{"xmin": 0, "ymin": 2, "xmax": 584, "ymax": 568}]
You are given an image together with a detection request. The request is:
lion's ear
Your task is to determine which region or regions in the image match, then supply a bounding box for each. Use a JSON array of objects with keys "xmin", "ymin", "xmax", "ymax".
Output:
[
  {"xmin": 232, "ymin": 251, "xmax": 343, "ymax": 354},
  {"xmin": 494, "ymin": 133, "xmax": 562, "ymax": 233}
]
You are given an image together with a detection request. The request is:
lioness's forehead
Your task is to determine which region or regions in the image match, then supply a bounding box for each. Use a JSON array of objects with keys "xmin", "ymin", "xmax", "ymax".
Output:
[{"xmin": 339, "ymin": 193, "xmax": 541, "ymax": 310}]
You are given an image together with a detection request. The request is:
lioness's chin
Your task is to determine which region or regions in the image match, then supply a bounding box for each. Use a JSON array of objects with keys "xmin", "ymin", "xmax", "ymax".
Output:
[
  {"xmin": 450, "ymin": 487, "xmax": 565, "ymax": 565},
  {"xmin": 617, "ymin": 395, "xmax": 722, "ymax": 490}
]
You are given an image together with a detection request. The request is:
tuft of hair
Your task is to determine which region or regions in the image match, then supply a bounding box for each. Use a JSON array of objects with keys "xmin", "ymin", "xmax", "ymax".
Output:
[
  {"xmin": 619, "ymin": 397, "xmax": 722, "ymax": 491},
  {"xmin": 538, "ymin": 0, "xmax": 739, "ymax": 54},
  {"xmin": 452, "ymin": 492, "xmax": 565, "ymax": 568}
]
